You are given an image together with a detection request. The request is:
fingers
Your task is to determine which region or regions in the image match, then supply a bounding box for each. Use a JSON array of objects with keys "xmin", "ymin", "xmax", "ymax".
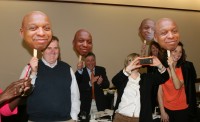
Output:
[
  {"xmin": 23, "ymin": 87, "xmax": 31, "ymax": 92},
  {"xmin": 130, "ymin": 57, "xmax": 140, "ymax": 66},
  {"xmin": 13, "ymin": 85, "xmax": 24, "ymax": 97},
  {"xmin": 3, "ymin": 78, "xmax": 32, "ymax": 100},
  {"xmin": 23, "ymin": 78, "xmax": 32, "ymax": 92},
  {"xmin": 77, "ymin": 61, "xmax": 84, "ymax": 70},
  {"xmin": 91, "ymin": 76, "xmax": 100, "ymax": 83},
  {"xmin": 29, "ymin": 57, "xmax": 38, "ymax": 72}
]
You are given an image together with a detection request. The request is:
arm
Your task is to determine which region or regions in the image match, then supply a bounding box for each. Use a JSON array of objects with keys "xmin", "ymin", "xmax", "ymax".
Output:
[
  {"xmin": 20, "ymin": 57, "xmax": 38, "ymax": 85},
  {"xmin": 0, "ymin": 89, "xmax": 17, "ymax": 116},
  {"xmin": 157, "ymin": 85, "xmax": 169, "ymax": 122},
  {"xmin": 149, "ymin": 56, "xmax": 169, "ymax": 85},
  {"xmin": 9, "ymin": 78, "xmax": 31, "ymax": 110},
  {"xmin": 112, "ymin": 57, "xmax": 142, "ymax": 87},
  {"xmin": 182, "ymin": 62, "xmax": 197, "ymax": 116},
  {"xmin": 0, "ymin": 101, "xmax": 17, "ymax": 116},
  {"xmin": 0, "ymin": 80, "xmax": 24, "ymax": 105},
  {"xmin": 112, "ymin": 70, "xmax": 128, "ymax": 88},
  {"xmin": 168, "ymin": 56, "xmax": 184, "ymax": 89},
  {"xmin": 0, "ymin": 78, "xmax": 31, "ymax": 115},
  {"xmin": 70, "ymin": 68, "xmax": 80, "ymax": 121},
  {"xmin": 75, "ymin": 61, "xmax": 84, "ymax": 85}
]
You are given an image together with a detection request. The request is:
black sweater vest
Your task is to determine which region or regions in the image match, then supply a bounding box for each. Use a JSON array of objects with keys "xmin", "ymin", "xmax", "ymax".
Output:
[{"xmin": 27, "ymin": 60, "xmax": 72, "ymax": 121}]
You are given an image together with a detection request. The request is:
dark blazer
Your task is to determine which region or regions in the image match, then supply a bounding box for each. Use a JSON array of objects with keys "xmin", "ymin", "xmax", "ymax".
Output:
[
  {"xmin": 75, "ymin": 66, "xmax": 110, "ymax": 115},
  {"xmin": 112, "ymin": 69, "xmax": 169, "ymax": 122},
  {"xmin": 181, "ymin": 61, "xmax": 197, "ymax": 117}
]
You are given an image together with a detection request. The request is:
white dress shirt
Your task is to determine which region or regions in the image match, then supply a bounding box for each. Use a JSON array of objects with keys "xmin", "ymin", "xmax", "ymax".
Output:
[{"xmin": 117, "ymin": 71, "xmax": 141, "ymax": 117}]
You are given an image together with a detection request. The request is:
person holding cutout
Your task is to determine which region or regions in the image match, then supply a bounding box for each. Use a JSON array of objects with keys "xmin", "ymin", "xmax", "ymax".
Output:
[
  {"xmin": 20, "ymin": 36, "xmax": 80, "ymax": 122},
  {"xmin": 158, "ymin": 42, "xmax": 197, "ymax": 122},
  {"xmin": 75, "ymin": 52, "xmax": 110, "ymax": 119}
]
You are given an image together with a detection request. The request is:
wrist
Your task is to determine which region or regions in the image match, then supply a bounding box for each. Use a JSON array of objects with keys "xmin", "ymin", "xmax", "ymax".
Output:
[
  {"xmin": 158, "ymin": 64, "xmax": 166, "ymax": 73},
  {"xmin": 124, "ymin": 69, "xmax": 131, "ymax": 76},
  {"xmin": 157, "ymin": 64, "xmax": 163, "ymax": 70},
  {"xmin": 31, "ymin": 71, "xmax": 37, "ymax": 76}
]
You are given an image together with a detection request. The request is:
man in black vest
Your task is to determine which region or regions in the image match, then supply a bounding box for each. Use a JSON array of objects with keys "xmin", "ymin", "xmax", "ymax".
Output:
[{"xmin": 20, "ymin": 36, "xmax": 80, "ymax": 122}]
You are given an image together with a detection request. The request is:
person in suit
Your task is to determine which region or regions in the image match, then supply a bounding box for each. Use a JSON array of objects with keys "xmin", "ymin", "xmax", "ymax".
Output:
[{"xmin": 75, "ymin": 52, "xmax": 110, "ymax": 117}]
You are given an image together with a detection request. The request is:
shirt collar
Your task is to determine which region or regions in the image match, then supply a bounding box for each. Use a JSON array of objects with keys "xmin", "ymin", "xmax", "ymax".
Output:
[
  {"xmin": 42, "ymin": 57, "xmax": 57, "ymax": 68},
  {"xmin": 128, "ymin": 73, "xmax": 141, "ymax": 85},
  {"xmin": 87, "ymin": 67, "xmax": 95, "ymax": 73}
]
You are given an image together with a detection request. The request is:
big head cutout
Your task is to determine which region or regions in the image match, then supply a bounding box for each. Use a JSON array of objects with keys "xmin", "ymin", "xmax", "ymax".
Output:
[
  {"xmin": 139, "ymin": 18, "xmax": 155, "ymax": 42},
  {"xmin": 20, "ymin": 11, "xmax": 53, "ymax": 51},
  {"xmin": 73, "ymin": 29, "xmax": 93, "ymax": 57},
  {"xmin": 154, "ymin": 18, "xmax": 180, "ymax": 51}
]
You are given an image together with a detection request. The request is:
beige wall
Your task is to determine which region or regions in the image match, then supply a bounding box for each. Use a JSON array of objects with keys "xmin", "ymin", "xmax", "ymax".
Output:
[
  {"xmin": 0, "ymin": 1, "xmax": 200, "ymax": 89},
  {"xmin": 61, "ymin": 0, "xmax": 200, "ymax": 11}
]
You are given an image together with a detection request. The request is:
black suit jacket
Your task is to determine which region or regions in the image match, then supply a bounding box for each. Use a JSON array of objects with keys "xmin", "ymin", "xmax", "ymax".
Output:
[{"xmin": 75, "ymin": 66, "xmax": 110, "ymax": 115}]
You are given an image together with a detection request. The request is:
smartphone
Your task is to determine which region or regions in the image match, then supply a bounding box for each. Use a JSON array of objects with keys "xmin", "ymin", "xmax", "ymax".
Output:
[{"xmin": 139, "ymin": 57, "xmax": 153, "ymax": 65}]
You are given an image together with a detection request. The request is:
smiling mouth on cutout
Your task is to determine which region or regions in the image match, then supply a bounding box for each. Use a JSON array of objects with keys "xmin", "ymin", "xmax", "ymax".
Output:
[
  {"xmin": 35, "ymin": 39, "xmax": 47, "ymax": 43},
  {"xmin": 166, "ymin": 40, "xmax": 177, "ymax": 45}
]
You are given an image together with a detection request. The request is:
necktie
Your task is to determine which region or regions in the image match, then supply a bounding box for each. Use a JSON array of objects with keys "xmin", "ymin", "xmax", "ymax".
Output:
[{"xmin": 90, "ymin": 70, "xmax": 95, "ymax": 99}]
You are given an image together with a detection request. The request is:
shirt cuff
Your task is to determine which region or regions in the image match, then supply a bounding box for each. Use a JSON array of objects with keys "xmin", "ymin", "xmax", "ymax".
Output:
[
  {"xmin": 30, "ymin": 74, "xmax": 37, "ymax": 85},
  {"xmin": 78, "ymin": 69, "xmax": 83, "ymax": 74},
  {"xmin": 158, "ymin": 66, "xmax": 166, "ymax": 74},
  {"xmin": 123, "ymin": 69, "xmax": 131, "ymax": 76}
]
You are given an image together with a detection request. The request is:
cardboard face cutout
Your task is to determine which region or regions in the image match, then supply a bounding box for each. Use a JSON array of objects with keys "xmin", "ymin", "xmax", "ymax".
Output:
[
  {"xmin": 139, "ymin": 19, "xmax": 155, "ymax": 42},
  {"xmin": 154, "ymin": 18, "xmax": 180, "ymax": 51},
  {"xmin": 73, "ymin": 30, "xmax": 93, "ymax": 57},
  {"xmin": 20, "ymin": 11, "xmax": 53, "ymax": 51}
]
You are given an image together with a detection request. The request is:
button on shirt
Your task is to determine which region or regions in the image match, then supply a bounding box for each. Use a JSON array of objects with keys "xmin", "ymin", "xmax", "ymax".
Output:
[{"xmin": 117, "ymin": 73, "xmax": 141, "ymax": 117}]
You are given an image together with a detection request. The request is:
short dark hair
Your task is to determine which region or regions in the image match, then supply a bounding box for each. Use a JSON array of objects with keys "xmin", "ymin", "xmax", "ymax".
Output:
[
  {"xmin": 52, "ymin": 35, "xmax": 59, "ymax": 42},
  {"xmin": 85, "ymin": 52, "xmax": 95, "ymax": 59}
]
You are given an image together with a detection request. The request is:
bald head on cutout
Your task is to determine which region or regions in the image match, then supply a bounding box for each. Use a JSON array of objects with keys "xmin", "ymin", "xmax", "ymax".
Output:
[
  {"xmin": 154, "ymin": 18, "xmax": 180, "ymax": 51},
  {"xmin": 73, "ymin": 29, "xmax": 93, "ymax": 57},
  {"xmin": 20, "ymin": 11, "xmax": 53, "ymax": 51},
  {"xmin": 139, "ymin": 18, "xmax": 155, "ymax": 42}
]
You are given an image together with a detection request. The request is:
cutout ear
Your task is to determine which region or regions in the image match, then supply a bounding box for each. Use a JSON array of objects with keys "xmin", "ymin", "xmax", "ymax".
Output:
[{"xmin": 19, "ymin": 28, "xmax": 24, "ymax": 38}]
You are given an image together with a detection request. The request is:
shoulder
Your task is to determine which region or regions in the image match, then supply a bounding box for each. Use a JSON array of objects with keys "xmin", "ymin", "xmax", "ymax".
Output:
[
  {"xmin": 182, "ymin": 61, "xmax": 194, "ymax": 68},
  {"xmin": 95, "ymin": 66, "xmax": 106, "ymax": 70},
  {"xmin": 58, "ymin": 61, "xmax": 71, "ymax": 68}
]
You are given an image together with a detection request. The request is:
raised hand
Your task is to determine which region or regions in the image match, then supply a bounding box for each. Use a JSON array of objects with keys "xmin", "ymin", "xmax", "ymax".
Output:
[
  {"xmin": 29, "ymin": 57, "xmax": 38, "ymax": 74},
  {"xmin": 125, "ymin": 57, "xmax": 142, "ymax": 73},
  {"xmin": 0, "ymin": 79, "xmax": 24, "ymax": 103}
]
